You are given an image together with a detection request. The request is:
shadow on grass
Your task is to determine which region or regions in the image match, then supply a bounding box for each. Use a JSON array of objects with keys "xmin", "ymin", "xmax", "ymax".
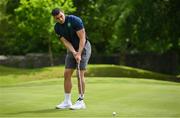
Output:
[
  {"xmin": 86, "ymin": 66, "xmax": 180, "ymax": 83},
  {"xmin": 1, "ymin": 65, "xmax": 179, "ymax": 83},
  {"xmin": 3, "ymin": 108, "xmax": 69, "ymax": 116}
]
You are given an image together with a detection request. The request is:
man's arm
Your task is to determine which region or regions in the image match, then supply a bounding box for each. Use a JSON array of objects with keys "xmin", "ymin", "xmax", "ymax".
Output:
[
  {"xmin": 60, "ymin": 37, "xmax": 77, "ymax": 55},
  {"xmin": 76, "ymin": 28, "xmax": 86, "ymax": 54},
  {"xmin": 75, "ymin": 28, "xmax": 86, "ymax": 63}
]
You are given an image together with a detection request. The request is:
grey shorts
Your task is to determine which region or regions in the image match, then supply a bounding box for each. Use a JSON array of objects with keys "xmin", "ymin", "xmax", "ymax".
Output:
[{"xmin": 65, "ymin": 40, "xmax": 91, "ymax": 70}]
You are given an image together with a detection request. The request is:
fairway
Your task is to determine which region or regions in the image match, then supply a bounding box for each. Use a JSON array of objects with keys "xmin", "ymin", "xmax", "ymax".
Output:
[{"xmin": 1, "ymin": 77, "xmax": 180, "ymax": 117}]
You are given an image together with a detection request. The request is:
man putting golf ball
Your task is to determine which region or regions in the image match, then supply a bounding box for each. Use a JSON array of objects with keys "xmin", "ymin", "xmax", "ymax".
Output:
[{"xmin": 51, "ymin": 8, "xmax": 91, "ymax": 110}]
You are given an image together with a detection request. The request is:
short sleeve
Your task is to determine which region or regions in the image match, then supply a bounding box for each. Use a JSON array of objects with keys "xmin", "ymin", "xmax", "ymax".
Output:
[{"xmin": 71, "ymin": 16, "xmax": 84, "ymax": 31}]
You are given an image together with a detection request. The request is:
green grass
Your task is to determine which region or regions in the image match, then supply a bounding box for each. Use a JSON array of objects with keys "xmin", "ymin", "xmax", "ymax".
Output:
[
  {"xmin": 0, "ymin": 78, "xmax": 180, "ymax": 117},
  {"xmin": 0, "ymin": 65, "xmax": 64, "ymax": 86},
  {"xmin": 0, "ymin": 64, "xmax": 179, "ymax": 87},
  {"xmin": 87, "ymin": 65, "xmax": 179, "ymax": 82},
  {"xmin": 0, "ymin": 65, "xmax": 180, "ymax": 117}
]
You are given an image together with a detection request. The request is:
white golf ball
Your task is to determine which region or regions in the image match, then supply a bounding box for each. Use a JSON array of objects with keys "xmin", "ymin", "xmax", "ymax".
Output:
[{"xmin": 112, "ymin": 112, "xmax": 116, "ymax": 116}]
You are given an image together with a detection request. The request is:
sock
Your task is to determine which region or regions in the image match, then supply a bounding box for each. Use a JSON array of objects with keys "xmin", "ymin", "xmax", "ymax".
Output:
[
  {"xmin": 79, "ymin": 94, "xmax": 84, "ymax": 100},
  {"xmin": 64, "ymin": 93, "xmax": 71, "ymax": 102}
]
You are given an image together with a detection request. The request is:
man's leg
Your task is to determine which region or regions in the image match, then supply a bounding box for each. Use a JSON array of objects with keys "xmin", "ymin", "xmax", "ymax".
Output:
[
  {"xmin": 70, "ymin": 41, "xmax": 91, "ymax": 110},
  {"xmin": 64, "ymin": 69, "xmax": 74, "ymax": 93},
  {"xmin": 56, "ymin": 68, "xmax": 74, "ymax": 109},
  {"xmin": 70, "ymin": 69, "xmax": 86, "ymax": 110}
]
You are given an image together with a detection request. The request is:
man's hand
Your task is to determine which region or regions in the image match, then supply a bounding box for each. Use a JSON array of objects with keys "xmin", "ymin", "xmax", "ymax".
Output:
[
  {"xmin": 72, "ymin": 51, "xmax": 77, "ymax": 56},
  {"xmin": 74, "ymin": 52, "xmax": 81, "ymax": 64},
  {"xmin": 72, "ymin": 51, "xmax": 81, "ymax": 63}
]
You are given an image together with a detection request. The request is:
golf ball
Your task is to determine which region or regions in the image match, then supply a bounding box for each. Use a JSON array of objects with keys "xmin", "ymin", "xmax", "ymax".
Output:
[{"xmin": 112, "ymin": 112, "xmax": 116, "ymax": 116}]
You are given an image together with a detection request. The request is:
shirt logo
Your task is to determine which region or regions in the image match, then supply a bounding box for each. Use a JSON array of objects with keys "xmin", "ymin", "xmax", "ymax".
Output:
[{"xmin": 67, "ymin": 22, "xmax": 71, "ymax": 27}]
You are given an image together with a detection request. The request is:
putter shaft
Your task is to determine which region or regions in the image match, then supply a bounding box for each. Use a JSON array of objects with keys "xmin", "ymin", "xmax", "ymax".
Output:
[{"xmin": 77, "ymin": 63, "xmax": 83, "ymax": 98}]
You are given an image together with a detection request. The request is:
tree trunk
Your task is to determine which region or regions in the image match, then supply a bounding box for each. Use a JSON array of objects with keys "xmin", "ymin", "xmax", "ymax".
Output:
[
  {"xmin": 119, "ymin": 51, "xmax": 126, "ymax": 65},
  {"xmin": 48, "ymin": 38, "xmax": 54, "ymax": 66}
]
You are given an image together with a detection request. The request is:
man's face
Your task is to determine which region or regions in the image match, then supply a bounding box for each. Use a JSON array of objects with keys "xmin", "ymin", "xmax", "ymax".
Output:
[{"xmin": 54, "ymin": 12, "xmax": 65, "ymax": 24}]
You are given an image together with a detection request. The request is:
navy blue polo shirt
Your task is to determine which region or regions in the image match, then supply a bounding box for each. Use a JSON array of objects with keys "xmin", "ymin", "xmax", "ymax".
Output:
[{"xmin": 54, "ymin": 15, "xmax": 84, "ymax": 51}]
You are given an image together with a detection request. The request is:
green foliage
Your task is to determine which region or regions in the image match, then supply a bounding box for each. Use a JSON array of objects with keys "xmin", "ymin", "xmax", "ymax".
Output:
[
  {"xmin": 0, "ymin": 0, "xmax": 75, "ymax": 54},
  {"xmin": 14, "ymin": 0, "xmax": 75, "ymax": 54},
  {"xmin": 116, "ymin": 0, "xmax": 180, "ymax": 54},
  {"xmin": 0, "ymin": 0, "xmax": 179, "ymax": 55},
  {"xmin": 74, "ymin": 0, "xmax": 180, "ymax": 54}
]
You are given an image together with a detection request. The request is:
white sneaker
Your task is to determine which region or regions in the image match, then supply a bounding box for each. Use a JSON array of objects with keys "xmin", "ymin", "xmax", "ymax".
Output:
[
  {"xmin": 56, "ymin": 101, "xmax": 72, "ymax": 109},
  {"xmin": 70, "ymin": 99, "xmax": 86, "ymax": 110}
]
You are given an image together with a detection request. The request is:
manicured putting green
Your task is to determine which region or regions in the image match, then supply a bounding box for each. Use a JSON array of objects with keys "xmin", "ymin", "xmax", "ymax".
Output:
[{"xmin": 1, "ymin": 77, "xmax": 180, "ymax": 117}]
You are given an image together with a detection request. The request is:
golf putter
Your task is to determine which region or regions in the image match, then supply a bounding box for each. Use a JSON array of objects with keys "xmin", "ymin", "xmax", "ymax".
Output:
[{"xmin": 77, "ymin": 62, "xmax": 83, "ymax": 98}]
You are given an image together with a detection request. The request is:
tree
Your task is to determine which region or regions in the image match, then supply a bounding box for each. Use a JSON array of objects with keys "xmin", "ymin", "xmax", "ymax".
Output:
[
  {"xmin": 108, "ymin": 0, "xmax": 180, "ymax": 54},
  {"xmin": 73, "ymin": 0, "xmax": 180, "ymax": 55},
  {"xmin": 0, "ymin": 0, "xmax": 17, "ymax": 55},
  {"xmin": 13, "ymin": 0, "xmax": 75, "ymax": 65}
]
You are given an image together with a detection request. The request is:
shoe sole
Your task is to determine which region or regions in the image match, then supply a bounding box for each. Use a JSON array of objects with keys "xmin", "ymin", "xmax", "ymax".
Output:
[
  {"xmin": 69, "ymin": 107, "xmax": 86, "ymax": 110},
  {"xmin": 55, "ymin": 106, "xmax": 71, "ymax": 109}
]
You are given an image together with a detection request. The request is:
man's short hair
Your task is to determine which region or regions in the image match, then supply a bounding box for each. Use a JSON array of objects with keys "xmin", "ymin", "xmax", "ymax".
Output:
[{"xmin": 51, "ymin": 8, "xmax": 61, "ymax": 16}]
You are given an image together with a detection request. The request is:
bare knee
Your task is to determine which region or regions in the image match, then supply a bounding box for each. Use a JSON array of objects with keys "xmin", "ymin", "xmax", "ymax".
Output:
[{"xmin": 64, "ymin": 69, "xmax": 74, "ymax": 80}]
